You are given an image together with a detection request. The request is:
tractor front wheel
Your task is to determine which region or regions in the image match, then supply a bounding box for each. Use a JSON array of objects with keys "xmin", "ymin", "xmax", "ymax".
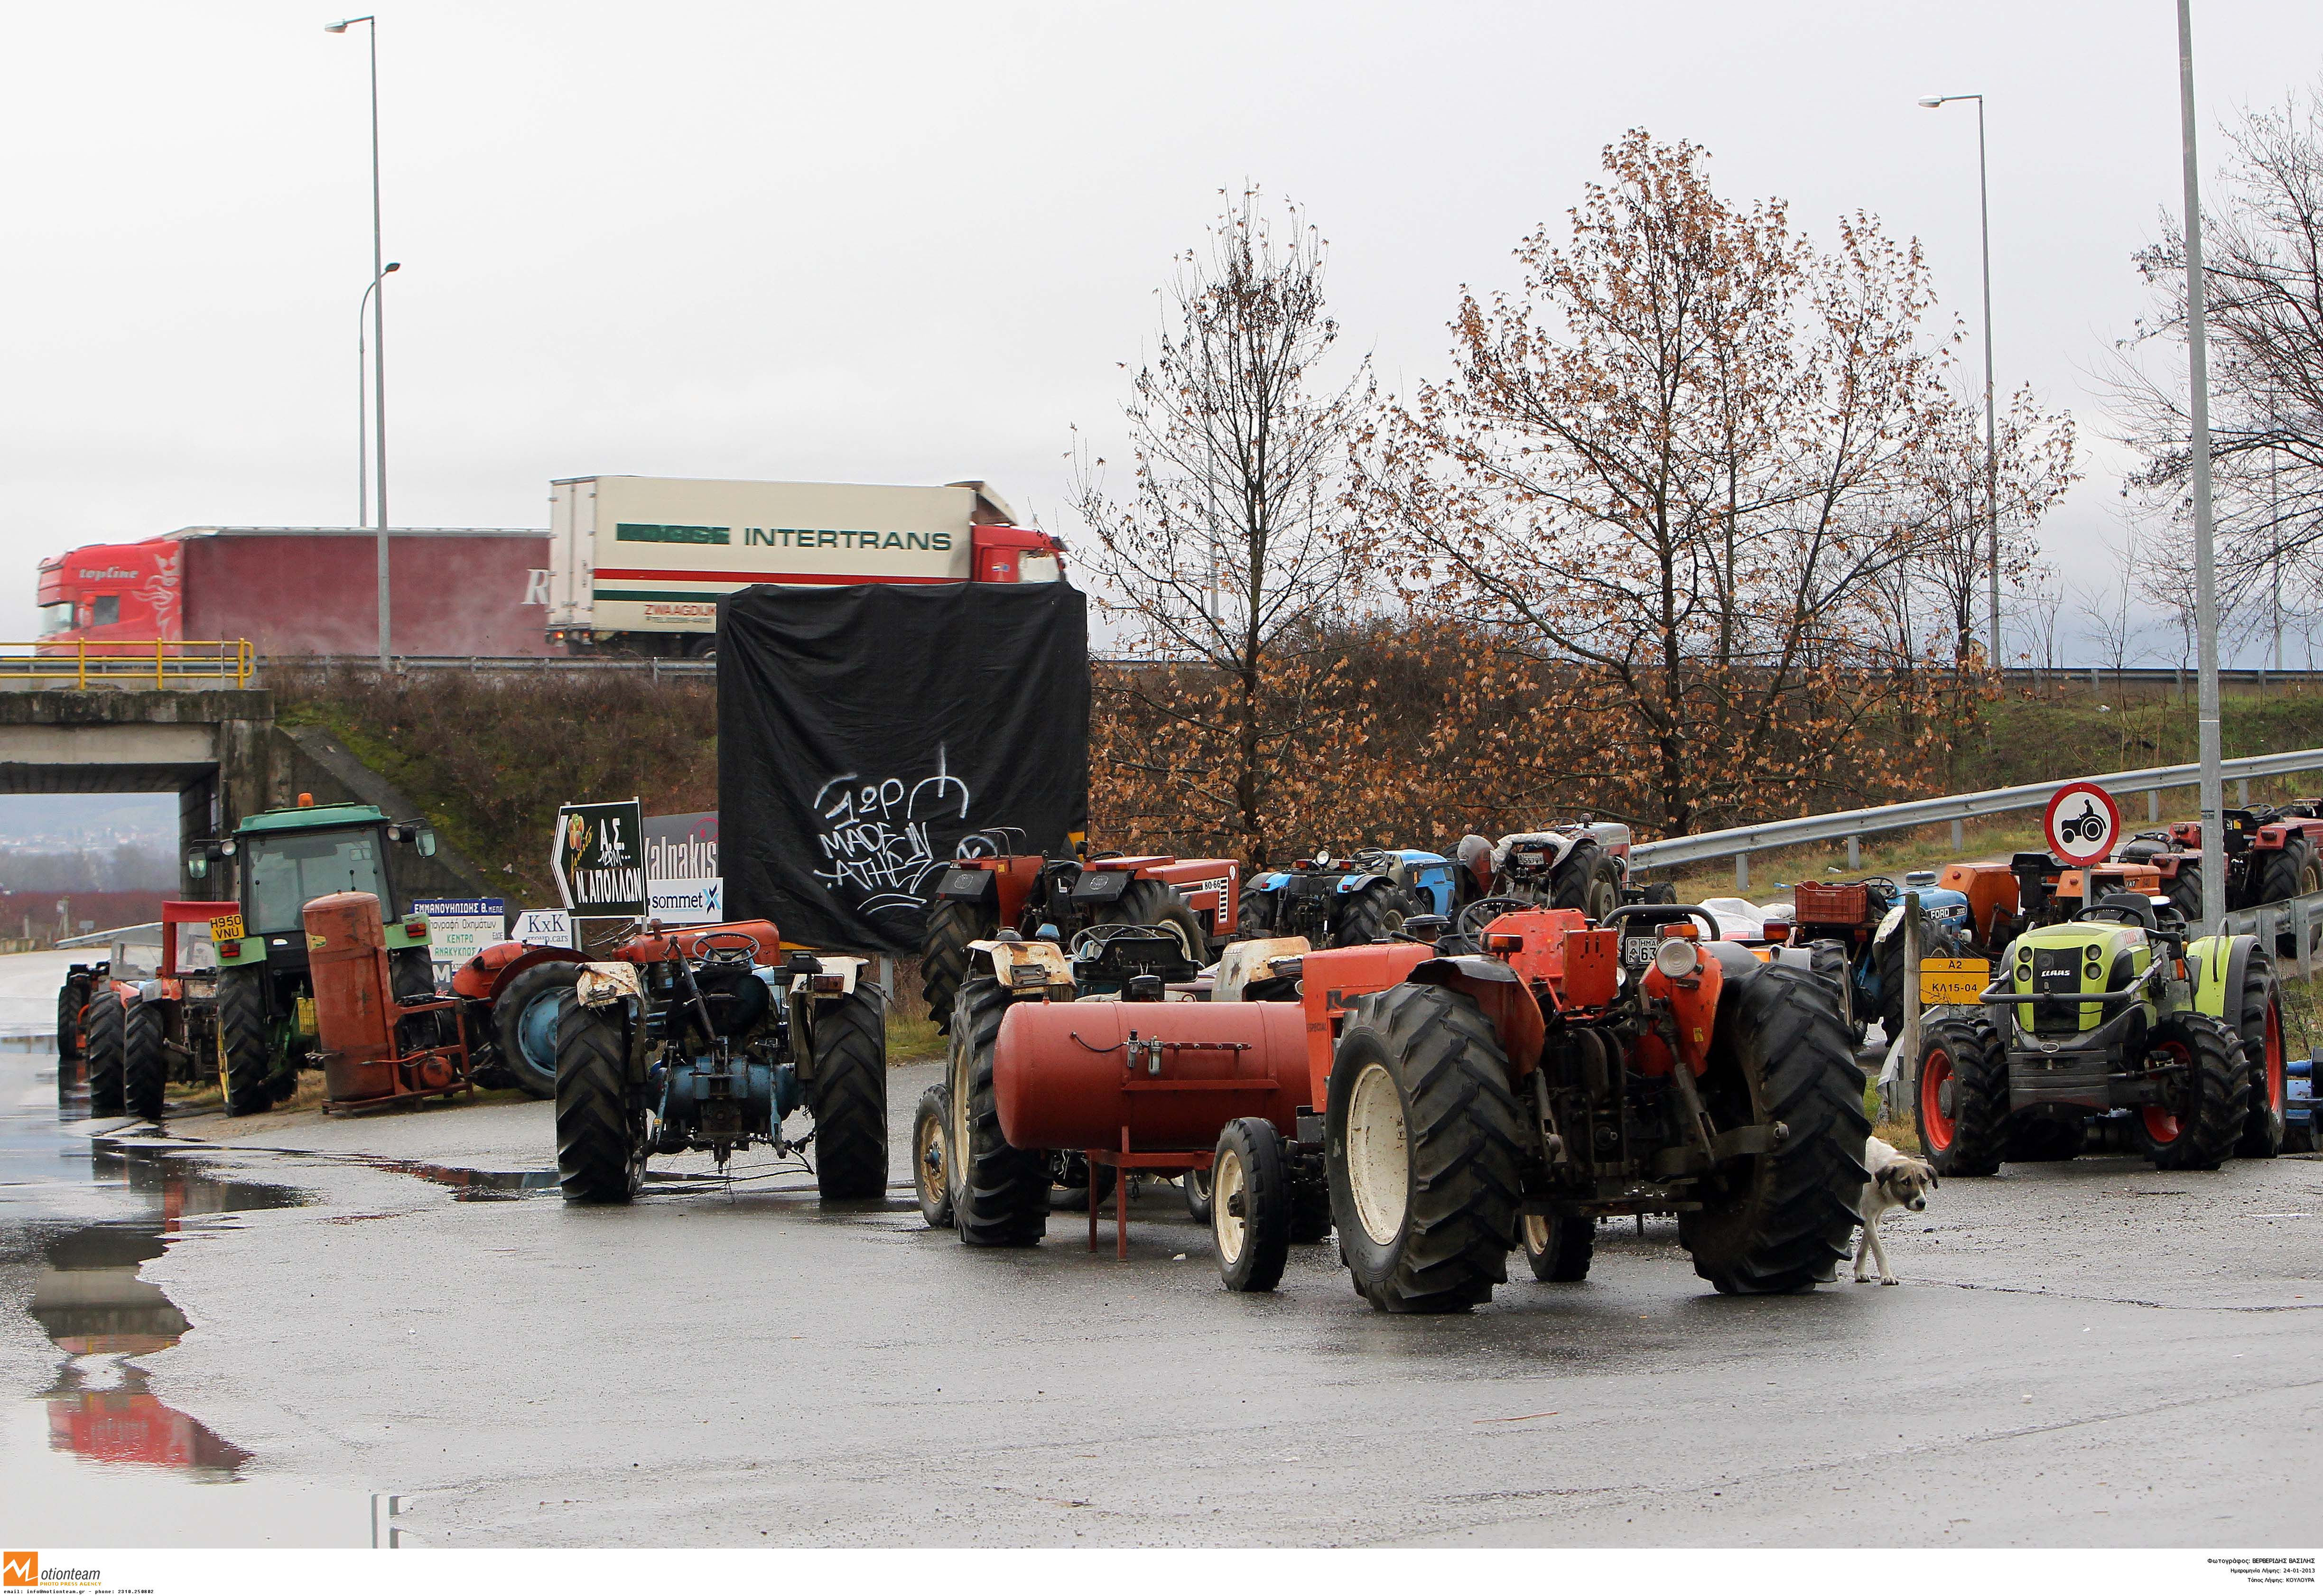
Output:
[
  {"xmin": 1521, "ymin": 1213, "xmax": 1595, "ymax": 1282},
  {"xmin": 2234, "ymin": 949, "xmax": 2287, "ymax": 1160},
  {"xmin": 1335, "ymin": 881, "xmax": 1418, "ymax": 947},
  {"xmin": 84, "ymin": 990, "xmax": 126, "ymax": 1117},
  {"xmin": 1182, "ymin": 1166, "xmax": 1213, "ymax": 1223},
  {"xmin": 494, "ymin": 960, "xmax": 580, "ymax": 1099},
  {"xmin": 1680, "ymin": 964, "xmax": 1868, "ymax": 1294},
  {"xmin": 56, "ymin": 981, "xmax": 85, "ymax": 1062},
  {"xmin": 1915, "ymin": 1010, "xmax": 2010, "ymax": 1177},
  {"xmin": 215, "ymin": 968, "xmax": 276, "ymax": 1118},
  {"xmin": 124, "ymin": 1001, "xmax": 166, "ymax": 1121},
  {"xmin": 922, "ymin": 898, "xmax": 997, "ymax": 1035},
  {"xmin": 1327, "ymin": 984, "xmax": 1523, "ymax": 1313},
  {"xmin": 1551, "ymin": 844, "xmax": 1624, "ymax": 924},
  {"xmin": 2141, "ymin": 1013, "xmax": 2250, "ymax": 1172},
  {"xmin": 950, "ymin": 978, "xmax": 1049, "ymax": 1246},
  {"xmin": 913, "ymin": 1084, "xmax": 954, "ymax": 1227},
  {"xmin": 806, "ymin": 985, "xmax": 889, "ymax": 1200},
  {"xmin": 1212, "ymin": 1117, "xmax": 1293, "ymax": 1293},
  {"xmin": 553, "ymin": 995, "xmax": 644, "ymax": 1203}
]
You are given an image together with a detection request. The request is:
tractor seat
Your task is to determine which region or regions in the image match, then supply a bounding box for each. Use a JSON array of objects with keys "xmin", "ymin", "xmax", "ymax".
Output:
[{"xmin": 2085, "ymin": 891, "xmax": 2160, "ymax": 930}]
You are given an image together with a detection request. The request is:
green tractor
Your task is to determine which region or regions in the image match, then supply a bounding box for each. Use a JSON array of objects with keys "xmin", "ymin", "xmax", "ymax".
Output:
[
  {"xmin": 1915, "ymin": 891, "xmax": 2283, "ymax": 1174},
  {"xmin": 188, "ymin": 799, "xmax": 444, "ymax": 1115}
]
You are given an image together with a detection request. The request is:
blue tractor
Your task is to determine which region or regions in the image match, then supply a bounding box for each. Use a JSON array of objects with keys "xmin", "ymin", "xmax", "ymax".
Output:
[
  {"xmin": 1241, "ymin": 848, "xmax": 1460, "ymax": 948},
  {"xmin": 1777, "ymin": 871, "xmax": 1970, "ymax": 1048}
]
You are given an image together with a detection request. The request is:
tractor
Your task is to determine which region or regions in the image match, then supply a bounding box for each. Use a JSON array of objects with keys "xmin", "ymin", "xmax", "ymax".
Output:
[
  {"xmin": 1240, "ymin": 847, "xmax": 1459, "ymax": 947},
  {"xmin": 550, "ymin": 919, "xmax": 888, "ymax": 1203},
  {"xmin": 1935, "ymin": 854, "xmax": 2165, "ymax": 956},
  {"xmin": 942, "ymin": 903, "xmax": 1868, "ymax": 1308},
  {"xmin": 76, "ymin": 903, "xmax": 237, "ymax": 1120},
  {"xmin": 1778, "ymin": 876, "xmax": 1967, "ymax": 1047},
  {"xmin": 54, "ymin": 956, "xmax": 105, "ymax": 1103},
  {"xmin": 920, "ymin": 831, "xmax": 1238, "ymax": 1028},
  {"xmin": 186, "ymin": 798, "xmax": 446, "ymax": 1116},
  {"xmin": 1477, "ymin": 817, "xmax": 1638, "ymax": 925},
  {"xmin": 2116, "ymin": 803, "xmax": 2323, "ymax": 943},
  {"xmin": 1914, "ymin": 891, "xmax": 2284, "ymax": 1174}
]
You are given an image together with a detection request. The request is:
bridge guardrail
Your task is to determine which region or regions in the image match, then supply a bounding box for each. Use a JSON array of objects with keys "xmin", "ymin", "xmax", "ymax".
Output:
[{"xmin": 0, "ymin": 640, "xmax": 255, "ymax": 688}]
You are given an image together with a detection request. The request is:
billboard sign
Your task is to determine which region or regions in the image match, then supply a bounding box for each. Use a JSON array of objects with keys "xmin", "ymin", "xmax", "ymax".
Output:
[
  {"xmin": 414, "ymin": 896, "xmax": 507, "ymax": 984},
  {"xmin": 553, "ymin": 799, "xmax": 647, "ymax": 918}
]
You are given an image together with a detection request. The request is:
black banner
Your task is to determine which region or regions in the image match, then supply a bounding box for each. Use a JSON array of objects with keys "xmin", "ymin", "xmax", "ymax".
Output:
[{"xmin": 717, "ymin": 582, "xmax": 1088, "ymax": 953}]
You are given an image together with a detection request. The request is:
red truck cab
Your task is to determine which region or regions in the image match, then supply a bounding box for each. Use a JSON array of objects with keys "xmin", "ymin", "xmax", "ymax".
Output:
[
  {"xmin": 971, "ymin": 524, "xmax": 1068, "ymax": 584},
  {"xmin": 37, "ymin": 538, "xmax": 180, "ymax": 652}
]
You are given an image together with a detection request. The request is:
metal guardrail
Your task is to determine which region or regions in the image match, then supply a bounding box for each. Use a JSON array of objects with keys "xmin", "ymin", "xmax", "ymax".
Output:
[
  {"xmin": 2223, "ymin": 889, "xmax": 2323, "ymax": 980},
  {"xmin": 286, "ymin": 653, "xmax": 715, "ymax": 677},
  {"xmin": 1630, "ymin": 747, "xmax": 2323, "ymax": 888},
  {"xmin": 2001, "ymin": 664, "xmax": 2323, "ymax": 690},
  {"xmin": 0, "ymin": 640, "xmax": 256, "ymax": 687}
]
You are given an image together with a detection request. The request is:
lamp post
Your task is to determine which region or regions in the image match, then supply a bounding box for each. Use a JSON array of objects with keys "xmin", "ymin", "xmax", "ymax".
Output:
[
  {"xmin": 326, "ymin": 14, "xmax": 389, "ymax": 665},
  {"xmin": 357, "ymin": 261, "xmax": 399, "ymax": 527},
  {"xmin": 2175, "ymin": 0, "xmax": 2226, "ymax": 932},
  {"xmin": 1918, "ymin": 92, "xmax": 2000, "ymax": 666}
]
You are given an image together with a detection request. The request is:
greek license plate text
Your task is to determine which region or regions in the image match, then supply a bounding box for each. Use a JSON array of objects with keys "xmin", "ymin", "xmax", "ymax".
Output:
[{"xmin": 1919, "ymin": 957, "xmax": 1990, "ymax": 1006}]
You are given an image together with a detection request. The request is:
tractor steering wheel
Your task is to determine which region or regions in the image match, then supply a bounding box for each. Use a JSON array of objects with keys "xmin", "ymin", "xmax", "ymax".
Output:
[
  {"xmin": 1455, "ymin": 896, "xmax": 1534, "ymax": 939},
  {"xmin": 696, "ymin": 929, "xmax": 760, "ymax": 965}
]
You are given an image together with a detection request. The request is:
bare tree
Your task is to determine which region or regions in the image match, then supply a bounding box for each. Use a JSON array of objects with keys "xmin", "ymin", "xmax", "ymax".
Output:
[
  {"xmin": 2073, "ymin": 528, "xmax": 2142, "ymax": 697},
  {"xmin": 1072, "ymin": 189, "xmax": 1375, "ymax": 865}
]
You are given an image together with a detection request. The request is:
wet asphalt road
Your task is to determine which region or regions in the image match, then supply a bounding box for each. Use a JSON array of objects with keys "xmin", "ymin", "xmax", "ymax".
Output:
[{"xmin": 2, "ymin": 1049, "xmax": 2319, "ymax": 1549}]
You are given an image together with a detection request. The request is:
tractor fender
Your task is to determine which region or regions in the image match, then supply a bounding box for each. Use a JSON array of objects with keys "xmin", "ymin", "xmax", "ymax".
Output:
[
  {"xmin": 967, "ymin": 937, "xmax": 1075, "ymax": 993},
  {"xmin": 1405, "ymin": 956, "xmax": 1546, "ymax": 1076},
  {"xmin": 931, "ymin": 863, "xmax": 999, "ymax": 904},
  {"xmin": 454, "ymin": 941, "xmax": 582, "ymax": 1004},
  {"xmin": 1490, "ymin": 832, "xmax": 1578, "ymax": 875},
  {"xmin": 792, "ymin": 954, "xmax": 869, "ymax": 996},
  {"xmin": 2187, "ymin": 933, "xmax": 2256, "ymax": 1020},
  {"xmin": 1332, "ymin": 872, "xmax": 1390, "ymax": 896},
  {"xmin": 574, "ymin": 962, "xmax": 646, "ymax": 1011}
]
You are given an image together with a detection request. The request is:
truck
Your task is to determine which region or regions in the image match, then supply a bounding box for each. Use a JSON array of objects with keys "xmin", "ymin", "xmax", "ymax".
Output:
[
  {"xmin": 543, "ymin": 476, "xmax": 1067, "ymax": 656},
  {"xmin": 37, "ymin": 526, "xmax": 553, "ymax": 657}
]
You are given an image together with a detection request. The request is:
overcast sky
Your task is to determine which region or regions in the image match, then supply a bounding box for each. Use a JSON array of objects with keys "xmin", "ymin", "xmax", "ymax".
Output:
[{"xmin": 4, "ymin": 0, "xmax": 2320, "ymax": 661}]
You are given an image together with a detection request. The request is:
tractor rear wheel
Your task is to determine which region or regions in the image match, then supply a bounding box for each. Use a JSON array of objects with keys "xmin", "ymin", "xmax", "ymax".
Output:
[
  {"xmin": 922, "ymin": 897, "xmax": 997, "ymax": 1036},
  {"xmin": 2247, "ymin": 839, "xmax": 2315, "ymax": 909},
  {"xmin": 215, "ymin": 967, "xmax": 276, "ymax": 1118},
  {"xmin": 1805, "ymin": 938, "xmax": 1861, "ymax": 1048},
  {"xmin": 494, "ymin": 960, "xmax": 580, "ymax": 1099},
  {"xmin": 2234, "ymin": 948, "xmax": 2286, "ymax": 1159},
  {"xmin": 913, "ymin": 1084, "xmax": 954, "ymax": 1227},
  {"xmin": 807, "ymin": 985, "xmax": 889, "ymax": 1199},
  {"xmin": 1335, "ymin": 882, "xmax": 1418, "ymax": 947},
  {"xmin": 84, "ymin": 990, "xmax": 126, "ymax": 1117},
  {"xmin": 1680, "ymin": 963, "xmax": 1868, "ymax": 1294},
  {"xmin": 56, "ymin": 981, "xmax": 84, "ymax": 1062},
  {"xmin": 2140, "ymin": 1013, "xmax": 2249, "ymax": 1172},
  {"xmin": 1182, "ymin": 1166, "xmax": 1213, "ymax": 1223},
  {"xmin": 1212, "ymin": 1117, "xmax": 1293, "ymax": 1293},
  {"xmin": 1327, "ymin": 984, "xmax": 1523, "ymax": 1313},
  {"xmin": 1521, "ymin": 1213, "xmax": 1595, "ymax": 1282},
  {"xmin": 1551, "ymin": 844, "xmax": 1624, "ymax": 924},
  {"xmin": 124, "ymin": 1001, "xmax": 166, "ymax": 1121},
  {"xmin": 2164, "ymin": 862, "xmax": 2205, "ymax": 924},
  {"xmin": 949, "ymin": 978, "xmax": 1049, "ymax": 1246},
  {"xmin": 1914, "ymin": 1010, "xmax": 2008, "ymax": 1176},
  {"xmin": 1100, "ymin": 878, "xmax": 1209, "ymax": 963},
  {"xmin": 1049, "ymin": 1152, "xmax": 1116, "ymax": 1213},
  {"xmin": 554, "ymin": 995, "xmax": 644, "ymax": 1203}
]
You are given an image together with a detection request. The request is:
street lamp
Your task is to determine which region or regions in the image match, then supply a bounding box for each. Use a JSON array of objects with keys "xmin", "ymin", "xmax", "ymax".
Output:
[
  {"xmin": 1918, "ymin": 92, "xmax": 2001, "ymax": 667},
  {"xmin": 2174, "ymin": 0, "xmax": 2226, "ymax": 931},
  {"xmin": 327, "ymin": 14, "xmax": 390, "ymax": 665},
  {"xmin": 357, "ymin": 261, "xmax": 399, "ymax": 528}
]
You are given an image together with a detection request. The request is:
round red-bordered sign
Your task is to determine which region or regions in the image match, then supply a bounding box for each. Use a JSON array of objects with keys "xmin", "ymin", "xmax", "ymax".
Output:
[{"xmin": 2044, "ymin": 780, "xmax": 2121, "ymax": 867}]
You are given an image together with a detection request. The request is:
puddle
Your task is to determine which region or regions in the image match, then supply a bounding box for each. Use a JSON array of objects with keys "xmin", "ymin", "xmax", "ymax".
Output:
[{"xmin": 319, "ymin": 1156, "xmax": 560, "ymax": 1200}]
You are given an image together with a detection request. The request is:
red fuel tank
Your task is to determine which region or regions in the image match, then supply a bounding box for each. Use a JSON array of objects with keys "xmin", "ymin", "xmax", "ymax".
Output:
[
  {"xmin": 992, "ymin": 1000, "xmax": 1311, "ymax": 1153},
  {"xmin": 303, "ymin": 891, "xmax": 396, "ymax": 1102}
]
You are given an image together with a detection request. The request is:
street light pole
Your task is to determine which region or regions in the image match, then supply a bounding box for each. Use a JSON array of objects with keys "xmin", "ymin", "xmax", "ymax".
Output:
[
  {"xmin": 328, "ymin": 15, "xmax": 389, "ymax": 665},
  {"xmin": 357, "ymin": 261, "xmax": 398, "ymax": 528},
  {"xmin": 1918, "ymin": 92, "xmax": 2000, "ymax": 664},
  {"xmin": 2176, "ymin": 0, "xmax": 2226, "ymax": 932}
]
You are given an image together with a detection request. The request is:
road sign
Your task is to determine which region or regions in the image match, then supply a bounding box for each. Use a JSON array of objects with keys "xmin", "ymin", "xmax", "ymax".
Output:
[
  {"xmin": 552, "ymin": 798, "xmax": 646, "ymax": 918},
  {"xmin": 2044, "ymin": 780, "xmax": 2121, "ymax": 867},
  {"xmin": 1918, "ymin": 956, "xmax": 1991, "ymax": 1007}
]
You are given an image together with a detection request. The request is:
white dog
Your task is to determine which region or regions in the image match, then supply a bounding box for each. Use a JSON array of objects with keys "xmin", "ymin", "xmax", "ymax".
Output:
[{"xmin": 1854, "ymin": 1135, "xmax": 1938, "ymax": 1285}]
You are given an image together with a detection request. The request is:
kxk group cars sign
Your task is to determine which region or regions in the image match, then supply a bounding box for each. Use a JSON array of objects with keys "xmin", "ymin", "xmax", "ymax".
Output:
[{"xmin": 553, "ymin": 798, "xmax": 648, "ymax": 918}]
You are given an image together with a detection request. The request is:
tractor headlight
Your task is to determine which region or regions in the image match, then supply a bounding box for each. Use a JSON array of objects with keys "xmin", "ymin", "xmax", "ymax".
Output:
[{"xmin": 1653, "ymin": 939, "xmax": 1700, "ymax": 980}]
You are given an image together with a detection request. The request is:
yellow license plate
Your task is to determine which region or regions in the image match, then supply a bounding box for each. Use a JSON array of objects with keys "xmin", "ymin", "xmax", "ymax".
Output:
[
  {"xmin": 296, "ymin": 996, "xmax": 317, "ymax": 1038},
  {"xmin": 1918, "ymin": 956, "xmax": 1990, "ymax": 1006},
  {"xmin": 209, "ymin": 912, "xmax": 245, "ymax": 941}
]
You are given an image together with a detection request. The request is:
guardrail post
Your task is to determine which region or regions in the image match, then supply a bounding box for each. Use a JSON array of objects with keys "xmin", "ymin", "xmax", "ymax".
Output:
[
  {"xmin": 1951, "ymin": 818, "xmax": 1963, "ymax": 849},
  {"xmin": 2148, "ymin": 789, "xmax": 2161, "ymax": 823},
  {"xmin": 1901, "ymin": 891, "xmax": 1923, "ymax": 1122},
  {"xmin": 2239, "ymin": 778, "xmax": 2250, "ymax": 806},
  {"xmin": 1735, "ymin": 852, "xmax": 1748, "ymax": 891},
  {"xmin": 1845, "ymin": 835, "xmax": 1860, "ymax": 871}
]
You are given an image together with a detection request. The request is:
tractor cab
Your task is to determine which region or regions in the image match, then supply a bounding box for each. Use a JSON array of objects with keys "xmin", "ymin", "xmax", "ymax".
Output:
[{"xmin": 188, "ymin": 798, "xmax": 440, "ymax": 977}]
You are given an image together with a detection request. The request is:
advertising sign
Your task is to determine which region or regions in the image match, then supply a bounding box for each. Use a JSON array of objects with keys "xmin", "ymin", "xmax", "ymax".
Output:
[
  {"xmin": 645, "ymin": 810, "xmax": 723, "ymax": 925},
  {"xmin": 512, "ymin": 909, "xmax": 574, "ymax": 947},
  {"xmin": 414, "ymin": 896, "xmax": 507, "ymax": 984},
  {"xmin": 2043, "ymin": 781, "xmax": 2122, "ymax": 869},
  {"xmin": 553, "ymin": 798, "xmax": 647, "ymax": 918}
]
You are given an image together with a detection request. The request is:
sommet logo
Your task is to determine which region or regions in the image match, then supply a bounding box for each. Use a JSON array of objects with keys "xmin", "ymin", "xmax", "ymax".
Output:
[{"xmin": 3, "ymin": 1556, "xmax": 100, "ymax": 1589}]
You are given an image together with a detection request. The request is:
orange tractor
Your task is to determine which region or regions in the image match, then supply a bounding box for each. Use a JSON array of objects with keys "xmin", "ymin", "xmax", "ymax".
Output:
[
  {"xmin": 948, "ymin": 904, "xmax": 1868, "ymax": 1307},
  {"xmin": 1936, "ymin": 854, "xmax": 2165, "ymax": 956}
]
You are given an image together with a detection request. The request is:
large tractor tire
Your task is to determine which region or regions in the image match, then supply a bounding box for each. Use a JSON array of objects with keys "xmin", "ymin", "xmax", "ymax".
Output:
[
  {"xmin": 1914, "ymin": 1009, "xmax": 2010, "ymax": 1177},
  {"xmin": 1520, "ymin": 1213, "xmax": 1595, "ymax": 1282},
  {"xmin": 922, "ymin": 898, "xmax": 998, "ymax": 1036},
  {"xmin": 2234, "ymin": 948, "xmax": 2287, "ymax": 1160},
  {"xmin": 1875, "ymin": 912, "xmax": 1953, "ymax": 1046},
  {"xmin": 1211, "ymin": 1117, "xmax": 1293, "ymax": 1293},
  {"xmin": 1326, "ymin": 983, "xmax": 1524, "ymax": 1313},
  {"xmin": 1182, "ymin": 1166, "xmax": 1213, "ymax": 1223},
  {"xmin": 2164, "ymin": 862, "xmax": 2206, "ymax": 925},
  {"xmin": 554, "ymin": 995, "xmax": 645, "ymax": 1203},
  {"xmin": 1049, "ymin": 1152, "xmax": 1117, "ymax": 1213},
  {"xmin": 494, "ymin": 960, "xmax": 580, "ymax": 1099},
  {"xmin": 56, "ymin": 981, "xmax": 85, "ymax": 1062},
  {"xmin": 948, "ymin": 977, "xmax": 1049, "ymax": 1246},
  {"xmin": 1805, "ymin": 938, "xmax": 1862, "ymax": 1049},
  {"xmin": 806, "ymin": 985, "xmax": 890, "ymax": 1200},
  {"xmin": 1100, "ymin": 877, "xmax": 1209, "ymax": 963},
  {"xmin": 2140, "ymin": 1012, "xmax": 2250, "ymax": 1172},
  {"xmin": 123, "ymin": 1001, "xmax": 167, "ymax": 1121},
  {"xmin": 1680, "ymin": 963, "xmax": 1868, "ymax": 1295},
  {"xmin": 913, "ymin": 1084, "xmax": 955, "ymax": 1228},
  {"xmin": 215, "ymin": 967, "xmax": 277, "ymax": 1118},
  {"xmin": 1550, "ymin": 844, "xmax": 1625, "ymax": 924},
  {"xmin": 2246, "ymin": 839, "xmax": 2318, "ymax": 910},
  {"xmin": 84, "ymin": 990, "xmax": 126, "ymax": 1117},
  {"xmin": 1334, "ymin": 881, "xmax": 1418, "ymax": 947}
]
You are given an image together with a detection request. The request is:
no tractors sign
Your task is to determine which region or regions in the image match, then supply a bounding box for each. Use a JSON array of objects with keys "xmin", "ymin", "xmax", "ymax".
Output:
[{"xmin": 2043, "ymin": 779, "xmax": 2122, "ymax": 868}]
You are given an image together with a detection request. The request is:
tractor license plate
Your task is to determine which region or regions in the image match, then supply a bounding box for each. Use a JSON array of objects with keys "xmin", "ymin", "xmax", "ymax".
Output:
[
  {"xmin": 209, "ymin": 911, "xmax": 245, "ymax": 941},
  {"xmin": 1918, "ymin": 957, "xmax": 1989, "ymax": 1006},
  {"xmin": 1622, "ymin": 935, "xmax": 1658, "ymax": 969}
]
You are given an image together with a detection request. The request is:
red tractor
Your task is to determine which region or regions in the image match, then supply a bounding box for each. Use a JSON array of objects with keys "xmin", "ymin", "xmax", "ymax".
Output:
[
  {"xmin": 76, "ymin": 902, "xmax": 241, "ymax": 1121},
  {"xmin": 947, "ymin": 904, "xmax": 1868, "ymax": 1308},
  {"xmin": 920, "ymin": 831, "xmax": 1241, "ymax": 1029}
]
